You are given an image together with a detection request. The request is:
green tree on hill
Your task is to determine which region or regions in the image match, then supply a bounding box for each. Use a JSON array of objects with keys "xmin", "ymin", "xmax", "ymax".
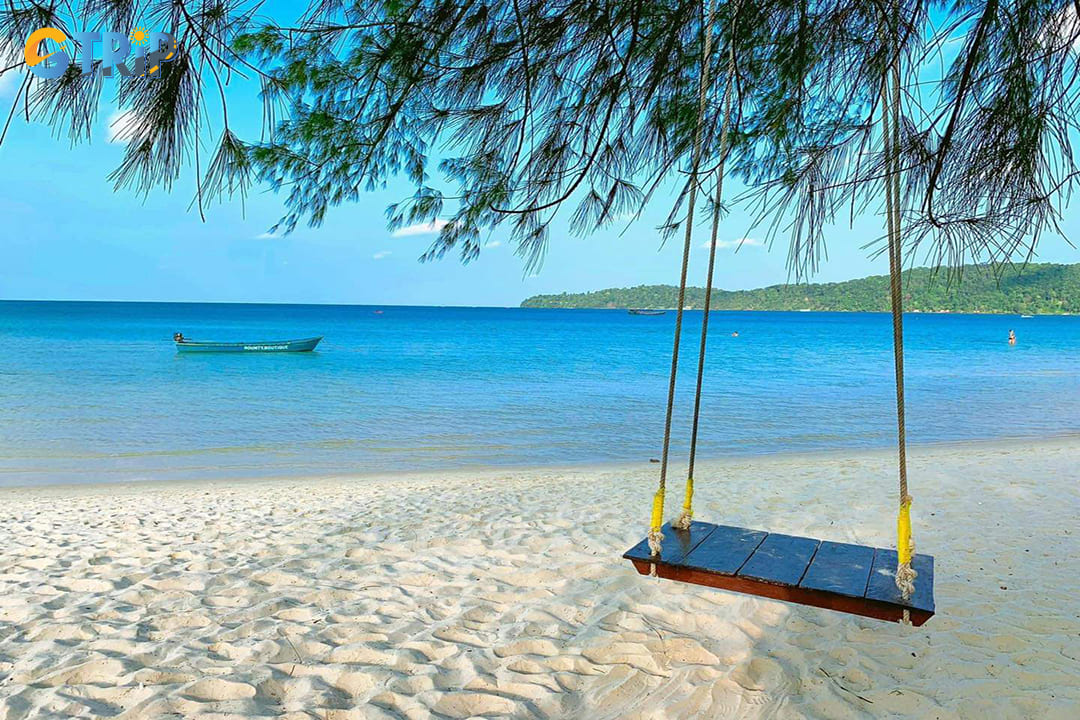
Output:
[{"xmin": 521, "ymin": 263, "xmax": 1080, "ymax": 314}]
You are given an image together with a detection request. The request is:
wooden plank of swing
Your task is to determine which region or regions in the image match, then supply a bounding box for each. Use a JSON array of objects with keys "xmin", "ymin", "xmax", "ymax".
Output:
[
  {"xmin": 800, "ymin": 541, "xmax": 876, "ymax": 597},
  {"xmin": 680, "ymin": 524, "xmax": 767, "ymax": 574},
  {"xmin": 866, "ymin": 548, "xmax": 936, "ymax": 614},
  {"xmin": 737, "ymin": 533, "xmax": 820, "ymax": 586},
  {"xmin": 623, "ymin": 522, "xmax": 935, "ymax": 627},
  {"xmin": 621, "ymin": 521, "xmax": 717, "ymax": 566}
]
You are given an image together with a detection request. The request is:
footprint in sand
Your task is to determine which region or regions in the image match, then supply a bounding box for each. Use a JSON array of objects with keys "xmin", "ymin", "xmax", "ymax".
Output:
[
  {"xmin": 431, "ymin": 691, "xmax": 519, "ymax": 718},
  {"xmin": 37, "ymin": 658, "xmax": 126, "ymax": 687},
  {"xmin": 183, "ymin": 677, "xmax": 257, "ymax": 701},
  {"xmin": 60, "ymin": 577, "xmax": 114, "ymax": 593},
  {"xmin": 494, "ymin": 638, "xmax": 561, "ymax": 658},
  {"xmin": 728, "ymin": 657, "xmax": 796, "ymax": 707}
]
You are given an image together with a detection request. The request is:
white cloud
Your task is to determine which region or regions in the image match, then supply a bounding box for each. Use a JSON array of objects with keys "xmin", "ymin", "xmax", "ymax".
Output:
[
  {"xmin": 484, "ymin": 240, "xmax": 502, "ymax": 249},
  {"xmin": 255, "ymin": 231, "xmax": 281, "ymax": 239},
  {"xmin": 701, "ymin": 237, "xmax": 764, "ymax": 249},
  {"xmin": 373, "ymin": 250, "xmax": 392, "ymax": 260},
  {"xmin": 392, "ymin": 219, "xmax": 448, "ymax": 237},
  {"xmin": 0, "ymin": 42, "xmax": 20, "ymax": 98},
  {"xmin": 0, "ymin": 71, "xmax": 18, "ymax": 99},
  {"xmin": 107, "ymin": 110, "xmax": 139, "ymax": 143}
]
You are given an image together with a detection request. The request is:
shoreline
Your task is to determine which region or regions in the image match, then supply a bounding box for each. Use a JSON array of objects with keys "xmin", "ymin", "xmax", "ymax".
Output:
[{"xmin": 2, "ymin": 432, "xmax": 1078, "ymax": 495}]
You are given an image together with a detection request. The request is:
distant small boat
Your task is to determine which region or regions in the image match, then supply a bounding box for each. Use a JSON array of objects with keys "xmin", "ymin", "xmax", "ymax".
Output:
[
  {"xmin": 1020, "ymin": 314, "xmax": 1033, "ymax": 318},
  {"xmin": 175, "ymin": 336, "xmax": 322, "ymax": 353},
  {"xmin": 628, "ymin": 309, "xmax": 666, "ymax": 316}
]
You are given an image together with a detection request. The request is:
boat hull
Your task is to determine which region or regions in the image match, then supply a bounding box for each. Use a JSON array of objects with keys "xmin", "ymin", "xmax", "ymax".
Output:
[{"xmin": 176, "ymin": 337, "xmax": 323, "ymax": 353}]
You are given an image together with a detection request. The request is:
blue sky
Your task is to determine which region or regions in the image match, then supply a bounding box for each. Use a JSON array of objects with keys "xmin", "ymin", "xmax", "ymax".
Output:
[{"xmin": 1, "ymin": 16, "xmax": 1077, "ymax": 307}]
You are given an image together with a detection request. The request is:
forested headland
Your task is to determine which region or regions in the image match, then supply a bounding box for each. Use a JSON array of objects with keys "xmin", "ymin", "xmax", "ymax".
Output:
[{"xmin": 521, "ymin": 263, "xmax": 1080, "ymax": 314}]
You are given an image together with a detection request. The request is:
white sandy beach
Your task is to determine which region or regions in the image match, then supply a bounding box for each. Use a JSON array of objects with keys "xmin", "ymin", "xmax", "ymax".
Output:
[{"xmin": 1, "ymin": 439, "xmax": 1078, "ymax": 719}]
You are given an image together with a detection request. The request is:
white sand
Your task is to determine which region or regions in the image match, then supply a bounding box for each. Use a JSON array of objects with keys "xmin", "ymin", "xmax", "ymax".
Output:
[{"xmin": 1, "ymin": 439, "xmax": 1078, "ymax": 719}]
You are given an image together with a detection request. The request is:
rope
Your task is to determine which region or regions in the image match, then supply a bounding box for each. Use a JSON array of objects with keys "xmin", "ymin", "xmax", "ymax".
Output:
[
  {"xmin": 880, "ymin": 26, "xmax": 917, "ymax": 609},
  {"xmin": 676, "ymin": 33, "xmax": 737, "ymax": 532},
  {"xmin": 650, "ymin": 0, "xmax": 719, "ymax": 563}
]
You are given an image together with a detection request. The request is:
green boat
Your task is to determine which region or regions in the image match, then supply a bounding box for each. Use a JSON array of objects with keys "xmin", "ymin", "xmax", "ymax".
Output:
[{"xmin": 174, "ymin": 335, "xmax": 322, "ymax": 353}]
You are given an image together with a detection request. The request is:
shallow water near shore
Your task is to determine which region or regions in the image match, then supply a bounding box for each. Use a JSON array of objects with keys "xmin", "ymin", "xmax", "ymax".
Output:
[{"xmin": 0, "ymin": 301, "xmax": 1077, "ymax": 486}]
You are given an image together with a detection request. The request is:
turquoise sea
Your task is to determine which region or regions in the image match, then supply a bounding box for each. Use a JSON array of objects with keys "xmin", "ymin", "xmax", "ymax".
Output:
[{"xmin": 0, "ymin": 301, "xmax": 1077, "ymax": 486}]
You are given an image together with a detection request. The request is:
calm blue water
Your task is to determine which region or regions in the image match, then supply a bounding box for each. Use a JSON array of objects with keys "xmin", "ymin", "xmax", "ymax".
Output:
[{"xmin": 0, "ymin": 301, "xmax": 1076, "ymax": 486}]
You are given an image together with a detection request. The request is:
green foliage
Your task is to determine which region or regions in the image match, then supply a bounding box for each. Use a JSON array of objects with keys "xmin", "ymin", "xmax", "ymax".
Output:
[
  {"xmin": 238, "ymin": 0, "xmax": 1080, "ymax": 272},
  {"xmin": 521, "ymin": 263, "xmax": 1080, "ymax": 314},
  {"xmin": 1, "ymin": 1, "xmax": 1077, "ymax": 274},
  {"xmin": 0, "ymin": 0, "xmax": 269, "ymax": 217}
]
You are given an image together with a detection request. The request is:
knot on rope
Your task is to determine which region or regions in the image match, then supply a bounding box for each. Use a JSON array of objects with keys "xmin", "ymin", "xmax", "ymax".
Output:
[
  {"xmin": 673, "ymin": 510, "xmax": 693, "ymax": 531},
  {"xmin": 895, "ymin": 560, "xmax": 918, "ymax": 600},
  {"xmin": 647, "ymin": 527, "xmax": 665, "ymax": 578},
  {"xmin": 647, "ymin": 528, "xmax": 665, "ymax": 557}
]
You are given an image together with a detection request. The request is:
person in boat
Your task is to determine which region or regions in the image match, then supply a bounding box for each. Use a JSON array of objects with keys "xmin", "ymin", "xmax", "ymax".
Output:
[
  {"xmin": 1008, "ymin": 329, "xmax": 1016, "ymax": 346},
  {"xmin": 173, "ymin": 332, "xmax": 185, "ymax": 343}
]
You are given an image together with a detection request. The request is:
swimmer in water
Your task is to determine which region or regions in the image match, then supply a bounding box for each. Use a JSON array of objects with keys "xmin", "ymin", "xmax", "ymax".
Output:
[
  {"xmin": 1008, "ymin": 329, "xmax": 1016, "ymax": 345},
  {"xmin": 731, "ymin": 331, "xmax": 739, "ymax": 337}
]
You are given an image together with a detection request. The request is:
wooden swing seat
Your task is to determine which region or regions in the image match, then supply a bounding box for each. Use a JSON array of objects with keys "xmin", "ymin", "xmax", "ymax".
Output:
[{"xmin": 624, "ymin": 521, "xmax": 934, "ymax": 626}]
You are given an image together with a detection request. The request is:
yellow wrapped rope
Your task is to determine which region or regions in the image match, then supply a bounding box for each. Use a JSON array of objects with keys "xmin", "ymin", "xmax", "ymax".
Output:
[
  {"xmin": 650, "ymin": 488, "xmax": 666, "ymax": 535},
  {"xmin": 647, "ymin": 488, "xmax": 666, "ymax": 555},
  {"xmin": 895, "ymin": 495, "xmax": 917, "ymax": 601},
  {"xmin": 674, "ymin": 477, "xmax": 694, "ymax": 530},
  {"xmin": 896, "ymin": 496, "xmax": 913, "ymax": 565}
]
